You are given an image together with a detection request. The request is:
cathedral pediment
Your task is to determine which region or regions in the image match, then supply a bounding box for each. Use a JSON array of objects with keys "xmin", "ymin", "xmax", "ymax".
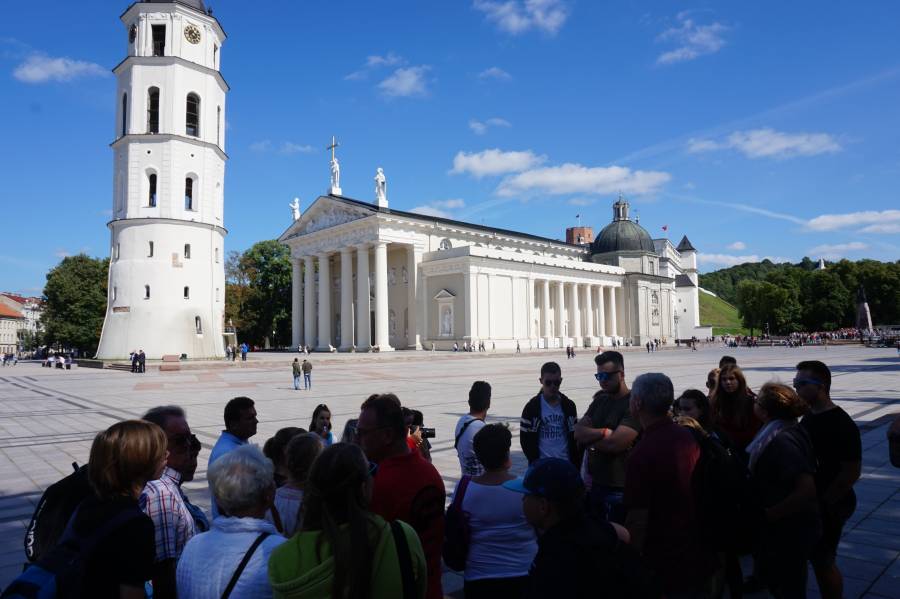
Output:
[
  {"xmin": 279, "ymin": 196, "xmax": 373, "ymax": 241},
  {"xmin": 433, "ymin": 289, "xmax": 456, "ymax": 300}
]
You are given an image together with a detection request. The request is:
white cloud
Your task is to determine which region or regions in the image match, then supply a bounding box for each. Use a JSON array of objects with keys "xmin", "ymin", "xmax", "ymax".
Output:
[
  {"xmin": 14, "ymin": 54, "xmax": 108, "ymax": 83},
  {"xmin": 656, "ymin": 13, "xmax": 728, "ymax": 65},
  {"xmin": 433, "ymin": 199, "xmax": 466, "ymax": 209},
  {"xmin": 808, "ymin": 242, "xmax": 868, "ymax": 259},
  {"xmin": 698, "ymin": 253, "xmax": 792, "ymax": 267},
  {"xmin": 496, "ymin": 163, "xmax": 671, "ymax": 197},
  {"xmin": 378, "ymin": 66, "xmax": 431, "ymax": 98},
  {"xmin": 473, "ymin": 0, "xmax": 569, "ymax": 35},
  {"xmin": 249, "ymin": 140, "xmax": 272, "ymax": 153},
  {"xmin": 451, "ymin": 149, "xmax": 546, "ymax": 178},
  {"xmin": 279, "ymin": 142, "xmax": 315, "ymax": 155},
  {"xmin": 727, "ymin": 241, "xmax": 746, "ymax": 250},
  {"xmin": 859, "ymin": 223, "xmax": 900, "ymax": 234},
  {"xmin": 345, "ymin": 52, "xmax": 405, "ymax": 80},
  {"xmin": 807, "ymin": 209, "xmax": 900, "ymax": 232},
  {"xmin": 410, "ymin": 206, "xmax": 451, "ymax": 218},
  {"xmin": 568, "ymin": 198, "xmax": 595, "ymax": 207},
  {"xmin": 688, "ymin": 128, "xmax": 841, "ymax": 159},
  {"xmin": 410, "ymin": 199, "xmax": 466, "ymax": 219},
  {"xmin": 479, "ymin": 66, "xmax": 512, "ymax": 80},
  {"xmin": 469, "ymin": 117, "xmax": 511, "ymax": 135},
  {"xmin": 54, "ymin": 249, "xmax": 70, "ymax": 258}
]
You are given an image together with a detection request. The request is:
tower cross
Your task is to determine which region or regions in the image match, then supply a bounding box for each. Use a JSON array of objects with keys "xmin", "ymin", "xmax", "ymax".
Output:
[{"xmin": 327, "ymin": 135, "xmax": 340, "ymax": 161}]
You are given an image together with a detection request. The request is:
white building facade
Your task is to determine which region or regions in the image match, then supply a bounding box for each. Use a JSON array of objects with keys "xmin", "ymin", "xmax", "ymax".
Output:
[
  {"xmin": 97, "ymin": 0, "xmax": 227, "ymax": 360},
  {"xmin": 280, "ymin": 190, "xmax": 709, "ymax": 351}
]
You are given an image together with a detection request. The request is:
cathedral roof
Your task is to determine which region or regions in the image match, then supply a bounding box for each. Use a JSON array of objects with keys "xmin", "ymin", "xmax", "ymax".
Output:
[
  {"xmin": 141, "ymin": 0, "xmax": 207, "ymax": 13},
  {"xmin": 591, "ymin": 197, "xmax": 655, "ymax": 254},
  {"xmin": 676, "ymin": 235, "xmax": 696, "ymax": 252},
  {"xmin": 675, "ymin": 274, "xmax": 696, "ymax": 288}
]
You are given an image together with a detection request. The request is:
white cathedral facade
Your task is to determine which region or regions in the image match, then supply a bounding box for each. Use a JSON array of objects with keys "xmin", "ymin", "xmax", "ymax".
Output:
[
  {"xmin": 280, "ymin": 176, "xmax": 712, "ymax": 352},
  {"xmin": 96, "ymin": 0, "xmax": 227, "ymax": 360}
]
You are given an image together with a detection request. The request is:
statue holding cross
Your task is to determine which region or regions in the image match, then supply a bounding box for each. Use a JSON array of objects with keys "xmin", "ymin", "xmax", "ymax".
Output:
[{"xmin": 327, "ymin": 135, "xmax": 341, "ymax": 195}]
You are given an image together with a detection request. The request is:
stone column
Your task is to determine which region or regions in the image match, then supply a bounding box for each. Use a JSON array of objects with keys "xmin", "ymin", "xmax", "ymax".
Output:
[
  {"xmin": 339, "ymin": 248, "xmax": 353, "ymax": 351},
  {"xmin": 303, "ymin": 256, "xmax": 316, "ymax": 349},
  {"xmin": 609, "ymin": 286, "xmax": 618, "ymax": 338},
  {"xmin": 291, "ymin": 257, "xmax": 302, "ymax": 349},
  {"xmin": 356, "ymin": 245, "xmax": 371, "ymax": 350},
  {"xmin": 597, "ymin": 285, "xmax": 607, "ymax": 338},
  {"xmin": 317, "ymin": 253, "xmax": 332, "ymax": 350},
  {"xmin": 584, "ymin": 283, "xmax": 594, "ymax": 339},
  {"xmin": 572, "ymin": 282, "xmax": 582, "ymax": 346},
  {"xmin": 555, "ymin": 281, "xmax": 565, "ymax": 344},
  {"xmin": 542, "ymin": 279, "xmax": 551, "ymax": 345},
  {"xmin": 374, "ymin": 241, "xmax": 392, "ymax": 350},
  {"xmin": 527, "ymin": 277, "xmax": 536, "ymax": 340},
  {"xmin": 407, "ymin": 246, "xmax": 422, "ymax": 349}
]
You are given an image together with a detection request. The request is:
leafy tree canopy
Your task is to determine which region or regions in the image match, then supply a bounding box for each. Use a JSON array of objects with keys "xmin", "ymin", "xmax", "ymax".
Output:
[{"xmin": 42, "ymin": 254, "xmax": 109, "ymax": 354}]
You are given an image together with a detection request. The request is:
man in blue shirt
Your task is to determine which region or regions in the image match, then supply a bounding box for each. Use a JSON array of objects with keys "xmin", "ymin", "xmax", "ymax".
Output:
[{"xmin": 208, "ymin": 396, "xmax": 258, "ymax": 518}]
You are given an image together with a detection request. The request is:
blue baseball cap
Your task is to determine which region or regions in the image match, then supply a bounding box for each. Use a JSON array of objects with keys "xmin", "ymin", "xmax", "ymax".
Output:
[{"xmin": 503, "ymin": 458, "xmax": 584, "ymax": 500}]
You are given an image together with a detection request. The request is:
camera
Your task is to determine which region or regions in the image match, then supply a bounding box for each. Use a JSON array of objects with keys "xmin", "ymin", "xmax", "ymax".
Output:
[{"xmin": 416, "ymin": 427, "xmax": 436, "ymax": 439}]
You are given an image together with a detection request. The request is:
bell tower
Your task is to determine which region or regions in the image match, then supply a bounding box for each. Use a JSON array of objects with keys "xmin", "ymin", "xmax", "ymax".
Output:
[{"xmin": 96, "ymin": 0, "xmax": 228, "ymax": 359}]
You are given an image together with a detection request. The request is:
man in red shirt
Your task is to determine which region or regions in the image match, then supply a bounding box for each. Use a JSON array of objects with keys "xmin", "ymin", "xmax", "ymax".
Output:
[
  {"xmin": 624, "ymin": 373, "xmax": 715, "ymax": 597},
  {"xmin": 358, "ymin": 393, "xmax": 445, "ymax": 599}
]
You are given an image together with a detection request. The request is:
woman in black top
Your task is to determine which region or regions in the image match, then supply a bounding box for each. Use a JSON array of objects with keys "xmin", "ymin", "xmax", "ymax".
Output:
[
  {"xmin": 71, "ymin": 419, "xmax": 168, "ymax": 598},
  {"xmin": 748, "ymin": 383, "xmax": 821, "ymax": 599}
]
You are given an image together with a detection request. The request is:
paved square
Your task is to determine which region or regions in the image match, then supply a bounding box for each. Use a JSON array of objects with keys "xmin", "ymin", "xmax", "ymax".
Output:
[{"xmin": 0, "ymin": 344, "xmax": 897, "ymax": 597}]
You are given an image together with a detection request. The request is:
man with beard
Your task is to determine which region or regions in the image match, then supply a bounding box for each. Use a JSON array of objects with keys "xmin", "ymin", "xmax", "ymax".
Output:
[{"xmin": 574, "ymin": 351, "xmax": 641, "ymax": 524}]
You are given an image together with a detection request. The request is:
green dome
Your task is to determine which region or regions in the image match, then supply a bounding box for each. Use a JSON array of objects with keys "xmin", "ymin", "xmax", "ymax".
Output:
[{"xmin": 592, "ymin": 219, "xmax": 656, "ymax": 254}]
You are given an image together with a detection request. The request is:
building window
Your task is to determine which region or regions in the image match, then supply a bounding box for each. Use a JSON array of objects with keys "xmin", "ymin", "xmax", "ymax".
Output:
[
  {"xmin": 215, "ymin": 287, "xmax": 220, "ymax": 302},
  {"xmin": 152, "ymin": 25, "xmax": 165, "ymax": 56},
  {"xmin": 112, "ymin": 286, "xmax": 117, "ymax": 301},
  {"xmin": 184, "ymin": 243, "xmax": 191, "ymax": 259},
  {"xmin": 215, "ymin": 247, "xmax": 219, "ymax": 263},
  {"xmin": 145, "ymin": 285, "xmax": 151, "ymax": 299},
  {"xmin": 115, "ymin": 243, "xmax": 121, "ymax": 260},
  {"xmin": 121, "ymin": 93, "xmax": 128, "ymax": 137},
  {"xmin": 186, "ymin": 93, "xmax": 200, "ymax": 137},
  {"xmin": 195, "ymin": 316, "xmax": 202, "ymax": 334},
  {"xmin": 148, "ymin": 173, "xmax": 157, "ymax": 207},
  {"xmin": 147, "ymin": 87, "xmax": 160, "ymax": 134},
  {"xmin": 148, "ymin": 241, "xmax": 154, "ymax": 257},
  {"xmin": 184, "ymin": 286, "xmax": 190, "ymax": 299},
  {"xmin": 213, "ymin": 44, "xmax": 218, "ymax": 68},
  {"xmin": 216, "ymin": 106, "xmax": 221, "ymax": 146},
  {"xmin": 184, "ymin": 178, "xmax": 194, "ymax": 210}
]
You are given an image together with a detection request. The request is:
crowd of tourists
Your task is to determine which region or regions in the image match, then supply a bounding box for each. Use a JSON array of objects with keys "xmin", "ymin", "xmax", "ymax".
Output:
[{"xmin": 5, "ymin": 352, "xmax": 886, "ymax": 599}]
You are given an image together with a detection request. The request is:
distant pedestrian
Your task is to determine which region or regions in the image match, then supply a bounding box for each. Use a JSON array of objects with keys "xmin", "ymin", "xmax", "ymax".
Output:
[
  {"xmin": 455, "ymin": 381, "xmax": 490, "ymax": 477},
  {"xmin": 231, "ymin": 345, "xmax": 237, "ymax": 362},
  {"xmin": 131, "ymin": 350, "xmax": 139, "ymax": 373},
  {"xmin": 240, "ymin": 343, "xmax": 248, "ymax": 361},
  {"xmin": 291, "ymin": 358, "xmax": 302, "ymax": 390},
  {"xmin": 308, "ymin": 403, "xmax": 333, "ymax": 446},
  {"xmin": 516, "ymin": 340, "xmax": 521, "ymax": 353},
  {"xmin": 301, "ymin": 359, "xmax": 312, "ymax": 389},
  {"xmin": 225, "ymin": 345, "xmax": 232, "ymax": 361},
  {"xmin": 138, "ymin": 349, "xmax": 146, "ymax": 373}
]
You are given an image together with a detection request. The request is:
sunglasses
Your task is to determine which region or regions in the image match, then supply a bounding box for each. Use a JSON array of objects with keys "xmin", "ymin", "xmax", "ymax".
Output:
[
  {"xmin": 792, "ymin": 378, "xmax": 822, "ymax": 388},
  {"xmin": 542, "ymin": 378, "xmax": 562, "ymax": 387},
  {"xmin": 169, "ymin": 433, "xmax": 201, "ymax": 453},
  {"xmin": 595, "ymin": 370, "xmax": 622, "ymax": 382}
]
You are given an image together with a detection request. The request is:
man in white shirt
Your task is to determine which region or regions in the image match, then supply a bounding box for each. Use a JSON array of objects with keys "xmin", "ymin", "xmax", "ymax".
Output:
[
  {"xmin": 519, "ymin": 362, "xmax": 580, "ymax": 468},
  {"xmin": 455, "ymin": 381, "xmax": 491, "ymax": 477}
]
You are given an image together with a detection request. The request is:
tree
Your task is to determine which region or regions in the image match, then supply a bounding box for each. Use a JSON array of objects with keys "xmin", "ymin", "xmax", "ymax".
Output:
[
  {"xmin": 800, "ymin": 270, "xmax": 851, "ymax": 331},
  {"xmin": 230, "ymin": 241, "xmax": 292, "ymax": 347},
  {"xmin": 41, "ymin": 254, "xmax": 109, "ymax": 354},
  {"xmin": 735, "ymin": 280, "xmax": 792, "ymax": 336}
]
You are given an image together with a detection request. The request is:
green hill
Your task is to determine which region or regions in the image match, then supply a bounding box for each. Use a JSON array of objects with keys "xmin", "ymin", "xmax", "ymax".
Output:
[{"xmin": 699, "ymin": 291, "xmax": 747, "ymax": 336}]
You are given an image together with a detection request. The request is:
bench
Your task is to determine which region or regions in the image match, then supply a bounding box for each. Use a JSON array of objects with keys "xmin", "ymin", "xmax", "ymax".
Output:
[{"xmin": 159, "ymin": 354, "xmax": 181, "ymax": 372}]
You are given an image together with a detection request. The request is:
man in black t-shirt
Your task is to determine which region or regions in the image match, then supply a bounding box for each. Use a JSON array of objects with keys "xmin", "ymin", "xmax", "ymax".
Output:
[
  {"xmin": 796, "ymin": 360, "xmax": 862, "ymax": 599},
  {"xmin": 574, "ymin": 351, "xmax": 641, "ymax": 524}
]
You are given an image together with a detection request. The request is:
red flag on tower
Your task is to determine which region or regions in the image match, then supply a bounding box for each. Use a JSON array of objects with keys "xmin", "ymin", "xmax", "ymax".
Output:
[{"xmin": 662, "ymin": 225, "xmax": 668, "ymax": 232}]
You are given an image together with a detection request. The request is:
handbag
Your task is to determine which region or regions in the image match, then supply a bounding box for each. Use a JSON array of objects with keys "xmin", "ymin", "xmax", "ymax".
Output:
[{"xmin": 441, "ymin": 475, "xmax": 472, "ymax": 572}]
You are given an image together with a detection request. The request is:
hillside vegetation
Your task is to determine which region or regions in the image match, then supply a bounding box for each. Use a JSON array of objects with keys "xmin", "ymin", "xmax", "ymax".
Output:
[{"xmin": 699, "ymin": 292, "xmax": 747, "ymax": 336}]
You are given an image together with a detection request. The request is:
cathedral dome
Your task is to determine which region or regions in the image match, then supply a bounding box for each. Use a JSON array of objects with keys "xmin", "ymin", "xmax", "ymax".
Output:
[
  {"xmin": 591, "ymin": 196, "xmax": 655, "ymax": 254},
  {"xmin": 145, "ymin": 0, "xmax": 207, "ymax": 13}
]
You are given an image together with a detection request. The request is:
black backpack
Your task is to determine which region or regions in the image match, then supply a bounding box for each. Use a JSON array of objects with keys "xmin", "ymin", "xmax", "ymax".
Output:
[
  {"xmin": 690, "ymin": 430, "xmax": 756, "ymax": 553},
  {"xmin": 24, "ymin": 464, "xmax": 92, "ymax": 563}
]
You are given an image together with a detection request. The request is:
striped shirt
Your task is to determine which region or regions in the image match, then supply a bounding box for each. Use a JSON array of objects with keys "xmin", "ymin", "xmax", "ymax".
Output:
[{"xmin": 140, "ymin": 466, "xmax": 204, "ymax": 561}]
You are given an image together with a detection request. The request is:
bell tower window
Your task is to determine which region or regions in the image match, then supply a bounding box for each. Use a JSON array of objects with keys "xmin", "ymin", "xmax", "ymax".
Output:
[
  {"xmin": 148, "ymin": 173, "xmax": 157, "ymax": 207},
  {"xmin": 184, "ymin": 286, "xmax": 190, "ymax": 299},
  {"xmin": 152, "ymin": 25, "xmax": 166, "ymax": 56},
  {"xmin": 186, "ymin": 94, "xmax": 200, "ymax": 137},
  {"xmin": 195, "ymin": 316, "xmax": 203, "ymax": 334},
  {"xmin": 184, "ymin": 244, "xmax": 191, "ymax": 259},
  {"xmin": 147, "ymin": 87, "xmax": 160, "ymax": 134},
  {"xmin": 216, "ymin": 106, "xmax": 221, "ymax": 146},
  {"xmin": 148, "ymin": 241, "xmax": 154, "ymax": 257},
  {"xmin": 184, "ymin": 178, "xmax": 194, "ymax": 210},
  {"xmin": 121, "ymin": 93, "xmax": 128, "ymax": 137},
  {"xmin": 144, "ymin": 285, "xmax": 151, "ymax": 299}
]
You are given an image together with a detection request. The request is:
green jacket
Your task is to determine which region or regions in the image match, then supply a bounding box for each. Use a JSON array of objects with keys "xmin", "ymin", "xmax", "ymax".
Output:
[
  {"xmin": 268, "ymin": 515, "xmax": 426, "ymax": 599},
  {"xmin": 292, "ymin": 361, "xmax": 302, "ymax": 376}
]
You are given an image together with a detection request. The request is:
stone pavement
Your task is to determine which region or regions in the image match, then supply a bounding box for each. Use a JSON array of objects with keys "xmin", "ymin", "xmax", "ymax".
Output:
[{"xmin": 0, "ymin": 344, "xmax": 897, "ymax": 597}]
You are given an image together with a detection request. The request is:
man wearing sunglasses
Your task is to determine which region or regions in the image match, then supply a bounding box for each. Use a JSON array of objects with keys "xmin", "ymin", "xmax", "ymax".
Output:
[
  {"xmin": 140, "ymin": 405, "xmax": 208, "ymax": 599},
  {"xmin": 574, "ymin": 351, "xmax": 640, "ymax": 524},
  {"xmin": 796, "ymin": 361, "xmax": 861, "ymax": 599},
  {"xmin": 520, "ymin": 362, "xmax": 580, "ymax": 468}
]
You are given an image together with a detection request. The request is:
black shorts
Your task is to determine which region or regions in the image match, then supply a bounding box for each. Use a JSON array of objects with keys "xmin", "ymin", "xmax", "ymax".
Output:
[{"xmin": 810, "ymin": 512, "xmax": 847, "ymax": 569}]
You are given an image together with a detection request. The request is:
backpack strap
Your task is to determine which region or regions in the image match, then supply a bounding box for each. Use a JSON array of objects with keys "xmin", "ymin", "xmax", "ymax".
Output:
[
  {"xmin": 451, "ymin": 475, "xmax": 471, "ymax": 511},
  {"xmin": 454, "ymin": 418, "xmax": 483, "ymax": 449},
  {"xmin": 390, "ymin": 521, "xmax": 415, "ymax": 599},
  {"xmin": 220, "ymin": 532, "xmax": 270, "ymax": 599}
]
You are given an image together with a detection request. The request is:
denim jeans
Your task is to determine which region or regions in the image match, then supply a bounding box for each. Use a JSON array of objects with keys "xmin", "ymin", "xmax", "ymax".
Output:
[
  {"xmin": 293, "ymin": 375, "xmax": 301, "ymax": 390},
  {"xmin": 304, "ymin": 373, "xmax": 311, "ymax": 389}
]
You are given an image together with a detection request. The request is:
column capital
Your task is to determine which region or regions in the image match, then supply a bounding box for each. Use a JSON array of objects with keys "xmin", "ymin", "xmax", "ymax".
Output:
[
  {"xmin": 316, "ymin": 251, "xmax": 331, "ymax": 259},
  {"xmin": 340, "ymin": 247, "xmax": 353, "ymax": 255},
  {"xmin": 354, "ymin": 242, "xmax": 371, "ymax": 251}
]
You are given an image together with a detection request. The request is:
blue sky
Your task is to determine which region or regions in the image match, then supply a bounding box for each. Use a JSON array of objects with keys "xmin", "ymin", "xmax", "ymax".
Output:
[{"xmin": 2, "ymin": 0, "xmax": 899, "ymax": 294}]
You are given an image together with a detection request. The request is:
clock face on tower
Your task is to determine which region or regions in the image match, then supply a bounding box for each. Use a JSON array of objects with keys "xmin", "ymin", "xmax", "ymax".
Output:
[
  {"xmin": 184, "ymin": 25, "xmax": 201, "ymax": 44},
  {"xmin": 129, "ymin": 24, "xmax": 137, "ymax": 43}
]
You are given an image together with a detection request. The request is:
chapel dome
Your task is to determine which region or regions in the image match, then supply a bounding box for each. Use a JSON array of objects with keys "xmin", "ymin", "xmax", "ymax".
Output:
[
  {"xmin": 145, "ymin": 0, "xmax": 207, "ymax": 13},
  {"xmin": 591, "ymin": 196, "xmax": 655, "ymax": 254}
]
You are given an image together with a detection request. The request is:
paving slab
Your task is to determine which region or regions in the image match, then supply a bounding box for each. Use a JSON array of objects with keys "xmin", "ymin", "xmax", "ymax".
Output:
[{"xmin": 0, "ymin": 344, "xmax": 898, "ymax": 595}]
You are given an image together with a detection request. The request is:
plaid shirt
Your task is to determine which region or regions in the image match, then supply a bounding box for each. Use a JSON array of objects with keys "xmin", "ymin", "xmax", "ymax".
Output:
[{"xmin": 140, "ymin": 466, "xmax": 201, "ymax": 562}]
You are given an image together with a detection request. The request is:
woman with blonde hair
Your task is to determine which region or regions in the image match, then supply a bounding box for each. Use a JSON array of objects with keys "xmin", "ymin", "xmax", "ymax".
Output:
[
  {"xmin": 748, "ymin": 382, "xmax": 820, "ymax": 598},
  {"xmin": 21, "ymin": 420, "xmax": 167, "ymax": 598},
  {"xmin": 712, "ymin": 364, "xmax": 761, "ymax": 452}
]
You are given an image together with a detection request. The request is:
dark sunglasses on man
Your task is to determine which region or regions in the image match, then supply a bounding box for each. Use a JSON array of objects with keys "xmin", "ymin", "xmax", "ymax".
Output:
[{"xmin": 169, "ymin": 433, "xmax": 201, "ymax": 453}]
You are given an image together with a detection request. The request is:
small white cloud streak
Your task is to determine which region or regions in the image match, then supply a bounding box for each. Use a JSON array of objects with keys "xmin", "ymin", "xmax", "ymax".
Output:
[
  {"xmin": 451, "ymin": 149, "xmax": 546, "ymax": 178},
  {"xmin": 473, "ymin": 0, "xmax": 569, "ymax": 35},
  {"xmin": 279, "ymin": 142, "xmax": 315, "ymax": 155},
  {"xmin": 14, "ymin": 54, "xmax": 108, "ymax": 83},
  {"xmin": 410, "ymin": 206, "xmax": 451, "ymax": 218},
  {"xmin": 688, "ymin": 128, "xmax": 842, "ymax": 159},
  {"xmin": 698, "ymin": 253, "xmax": 792, "ymax": 267},
  {"xmin": 479, "ymin": 66, "xmax": 512, "ymax": 80},
  {"xmin": 496, "ymin": 163, "xmax": 670, "ymax": 197},
  {"xmin": 378, "ymin": 66, "xmax": 431, "ymax": 98},
  {"xmin": 345, "ymin": 52, "xmax": 405, "ymax": 80},
  {"xmin": 469, "ymin": 117, "xmax": 511, "ymax": 135},
  {"xmin": 807, "ymin": 209, "xmax": 900, "ymax": 232},
  {"xmin": 250, "ymin": 140, "xmax": 272, "ymax": 152},
  {"xmin": 808, "ymin": 242, "xmax": 868, "ymax": 256},
  {"xmin": 859, "ymin": 223, "xmax": 900, "ymax": 234},
  {"xmin": 656, "ymin": 14, "xmax": 728, "ymax": 65},
  {"xmin": 568, "ymin": 198, "xmax": 595, "ymax": 206},
  {"xmin": 727, "ymin": 241, "xmax": 746, "ymax": 250}
]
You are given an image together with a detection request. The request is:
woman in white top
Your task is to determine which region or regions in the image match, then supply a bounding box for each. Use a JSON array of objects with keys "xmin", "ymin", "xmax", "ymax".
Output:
[
  {"xmin": 457, "ymin": 423, "xmax": 537, "ymax": 598},
  {"xmin": 269, "ymin": 433, "xmax": 322, "ymax": 536}
]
